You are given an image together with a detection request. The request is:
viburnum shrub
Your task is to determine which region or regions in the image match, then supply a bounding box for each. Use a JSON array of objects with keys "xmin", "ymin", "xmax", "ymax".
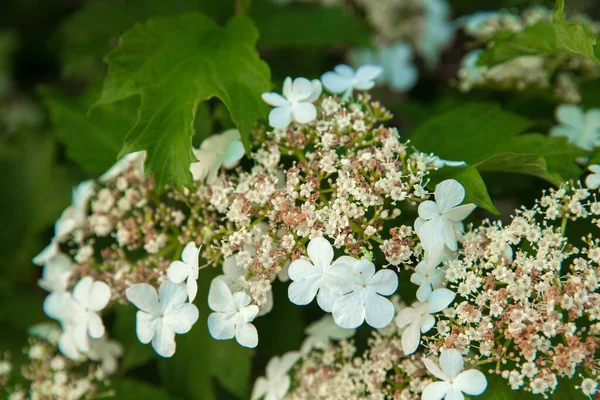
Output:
[{"xmin": 3, "ymin": 0, "xmax": 600, "ymax": 399}]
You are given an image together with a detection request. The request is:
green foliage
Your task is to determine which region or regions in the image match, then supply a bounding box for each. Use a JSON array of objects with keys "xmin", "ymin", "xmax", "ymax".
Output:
[
  {"xmin": 57, "ymin": 0, "xmax": 235, "ymax": 79},
  {"xmin": 249, "ymin": 1, "xmax": 371, "ymax": 47},
  {"xmin": 157, "ymin": 267, "xmax": 253, "ymax": 400},
  {"xmin": 478, "ymin": 0, "xmax": 600, "ymax": 68},
  {"xmin": 40, "ymin": 86, "xmax": 137, "ymax": 175},
  {"xmin": 94, "ymin": 13, "xmax": 271, "ymax": 189},
  {"xmin": 109, "ymin": 379, "xmax": 174, "ymax": 400},
  {"xmin": 409, "ymin": 103, "xmax": 588, "ymax": 214}
]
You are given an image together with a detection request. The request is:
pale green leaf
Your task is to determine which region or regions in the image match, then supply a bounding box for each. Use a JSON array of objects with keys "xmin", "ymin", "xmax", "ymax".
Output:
[
  {"xmin": 94, "ymin": 13, "xmax": 271, "ymax": 189},
  {"xmin": 553, "ymin": 0, "xmax": 599, "ymax": 61}
]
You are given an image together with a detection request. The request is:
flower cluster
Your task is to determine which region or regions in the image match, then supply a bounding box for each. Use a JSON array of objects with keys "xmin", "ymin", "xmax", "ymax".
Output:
[
  {"xmin": 421, "ymin": 181, "xmax": 600, "ymax": 397},
  {"xmin": 456, "ymin": 6, "xmax": 600, "ymax": 103}
]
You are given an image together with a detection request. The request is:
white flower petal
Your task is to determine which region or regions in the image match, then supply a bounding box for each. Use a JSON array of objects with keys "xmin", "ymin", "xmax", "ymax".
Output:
[
  {"xmin": 401, "ymin": 322, "xmax": 421, "ymax": 355},
  {"xmin": 427, "ymin": 288, "xmax": 455, "ymax": 313},
  {"xmin": 159, "ymin": 281, "xmax": 189, "ymax": 315},
  {"xmin": 435, "ymin": 179, "xmax": 466, "ymax": 211},
  {"xmin": 208, "ymin": 278, "xmax": 235, "ymax": 312},
  {"xmin": 282, "ymin": 77, "xmax": 293, "ymax": 98},
  {"xmin": 395, "ymin": 306, "xmax": 417, "ymax": 329},
  {"xmin": 261, "ymin": 92, "xmax": 288, "ymax": 107},
  {"xmin": 422, "ymin": 357, "xmax": 448, "ymax": 381},
  {"xmin": 87, "ymin": 281, "xmax": 111, "ymax": 312},
  {"xmin": 586, "ymin": 172, "xmax": 600, "ymax": 190},
  {"xmin": 444, "ymin": 203, "xmax": 476, "ymax": 222},
  {"xmin": 235, "ymin": 322, "xmax": 259, "ymax": 348},
  {"xmin": 422, "ymin": 381, "xmax": 451, "ymax": 400},
  {"xmin": 333, "ymin": 64, "xmax": 355, "ymax": 77},
  {"xmin": 291, "ymin": 102, "xmax": 317, "ymax": 124},
  {"xmin": 416, "ymin": 282, "xmax": 433, "ymax": 303},
  {"xmin": 167, "ymin": 261, "xmax": 190, "ymax": 284},
  {"xmin": 126, "ymin": 283, "xmax": 160, "ymax": 314},
  {"xmin": 181, "ymin": 242, "xmax": 199, "ymax": 264},
  {"xmin": 307, "ymin": 79, "xmax": 322, "ymax": 102},
  {"xmin": 251, "ymin": 377, "xmax": 269, "ymax": 400},
  {"xmin": 33, "ymin": 241, "xmax": 59, "ymax": 266},
  {"xmin": 455, "ymin": 369, "xmax": 487, "ymax": 395},
  {"xmin": 332, "ymin": 290, "xmax": 366, "ymax": 329},
  {"xmin": 321, "ymin": 71, "xmax": 353, "ymax": 94},
  {"xmin": 291, "ymin": 77, "xmax": 314, "ymax": 101},
  {"xmin": 222, "ymin": 140, "xmax": 245, "ymax": 166},
  {"xmin": 43, "ymin": 292, "xmax": 74, "ymax": 322},
  {"xmin": 269, "ymin": 106, "xmax": 293, "ymax": 129},
  {"xmin": 364, "ymin": 292, "xmax": 395, "ymax": 328},
  {"xmin": 439, "ymin": 349, "xmax": 465, "ymax": 380},
  {"xmin": 307, "ymin": 237, "xmax": 334, "ymax": 269},
  {"xmin": 72, "ymin": 277, "xmax": 93, "ymax": 307},
  {"xmin": 152, "ymin": 322, "xmax": 176, "ymax": 358},
  {"xmin": 87, "ymin": 311, "xmax": 106, "ymax": 338},
  {"xmin": 368, "ymin": 269, "xmax": 398, "ymax": 295},
  {"xmin": 418, "ymin": 200, "xmax": 440, "ymax": 220},
  {"xmin": 420, "ymin": 313, "xmax": 435, "ymax": 332},
  {"xmin": 207, "ymin": 313, "xmax": 235, "ymax": 340},
  {"xmin": 556, "ymin": 104, "xmax": 586, "ymax": 129},
  {"xmin": 354, "ymin": 65, "xmax": 383, "ymax": 90},
  {"xmin": 136, "ymin": 311, "xmax": 158, "ymax": 344},
  {"xmin": 164, "ymin": 303, "xmax": 199, "ymax": 334},
  {"xmin": 186, "ymin": 277, "xmax": 198, "ymax": 303},
  {"xmin": 288, "ymin": 278, "xmax": 321, "ymax": 306},
  {"xmin": 316, "ymin": 285, "xmax": 340, "ymax": 312}
]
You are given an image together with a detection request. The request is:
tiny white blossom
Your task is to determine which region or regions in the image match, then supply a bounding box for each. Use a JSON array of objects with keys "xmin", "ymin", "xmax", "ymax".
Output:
[
  {"xmin": 550, "ymin": 104, "xmax": 600, "ymax": 151},
  {"xmin": 287, "ymin": 237, "xmax": 352, "ymax": 312},
  {"xmin": 301, "ymin": 315, "xmax": 355, "ymax": 354},
  {"xmin": 88, "ymin": 335, "xmax": 123, "ymax": 375},
  {"xmin": 167, "ymin": 242, "xmax": 201, "ymax": 302},
  {"xmin": 189, "ymin": 129, "xmax": 245, "ymax": 184},
  {"xmin": 586, "ymin": 165, "xmax": 600, "ymax": 190},
  {"xmin": 321, "ymin": 64, "xmax": 382, "ymax": 98},
  {"xmin": 332, "ymin": 259, "xmax": 398, "ymax": 329},
  {"xmin": 410, "ymin": 258, "xmax": 445, "ymax": 302},
  {"xmin": 261, "ymin": 77, "xmax": 322, "ymax": 129},
  {"xmin": 422, "ymin": 349, "xmax": 487, "ymax": 400},
  {"xmin": 38, "ymin": 253, "xmax": 73, "ymax": 293},
  {"xmin": 43, "ymin": 277, "xmax": 111, "ymax": 360},
  {"xmin": 207, "ymin": 278, "xmax": 259, "ymax": 348},
  {"xmin": 251, "ymin": 352, "xmax": 301, "ymax": 400},
  {"xmin": 126, "ymin": 281, "xmax": 199, "ymax": 358},
  {"xmin": 395, "ymin": 288, "xmax": 455, "ymax": 355},
  {"xmin": 415, "ymin": 179, "xmax": 476, "ymax": 251},
  {"xmin": 99, "ymin": 151, "xmax": 146, "ymax": 182}
]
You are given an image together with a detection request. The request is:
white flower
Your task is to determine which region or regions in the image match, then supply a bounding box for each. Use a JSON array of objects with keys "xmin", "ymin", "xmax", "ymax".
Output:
[
  {"xmin": 586, "ymin": 165, "xmax": 600, "ymax": 190},
  {"xmin": 426, "ymin": 155, "xmax": 467, "ymax": 169},
  {"xmin": 410, "ymin": 258, "xmax": 445, "ymax": 302},
  {"xmin": 349, "ymin": 42, "xmax": 418, "ymax": 92},
  {"xmin": 261, "ymin": 77, "xmax": 322, "ymax": 129},
  {"xmin": 420, "ymin": 0, "xmax": 454, "ymax": 68},
  {"xmin": 422, "ymin": 349, "xmax": 487, "ymax": 400},
  {"xmin": 321, "ymin": 64, "xmax": 382, "ymax": 98},
  {"xmin": 28, "ymin": 322, "xmax": 62, "ymax": 345},
  {"xmin": 126, "ymin": 281, "xmax": 199, "ymax": 358},
  {"xmin": 32, "ymin": 240, "xmax": 61, "ymax": 267},
  {"xmin": 415, "ymin": 179, "xmax": 476, "ymax": 251},
  {"xmin": 550, "ymin": 104, "xmax": 600, "ymax": 151},
  {"xmin": 167, "ymin": 242, "xmax": 201, "ymax": 302},
  {"xmin": 395, "ymin": 288, "xmax": 455, "ymax": 355},
  {"xmin": 88, "ymin": 335, "xmax": 123, "ymax": 375},
  {"xmin": 38, "ymin": 253, "xmax": 73, "ymax": 293},
  {"xmin": 287, "ymin": 237, "xmax": 352, "ymax": 312},
  {"xmin": 189, "ymin": 129, "xmax": 245, "ymax": 184},
  {"xmin": 332, "ymin": 259, "xmax": 398, "ymax": 329},
  {"xmin": 99, "ymin": 151, "xmax": 146, "ymax": 182},
  {"xmin": 300, "ymin": 315, "xmax": 355, "ymax": 353},
  {"xmin": 457, "ymin": 50, "xmax": 485, "ymax": 92},
  {"xmin": 43, "ymin": 277, "xmax": 111, "ymax": 360},
  {"xmin": 251, "ymin": 351, "xmax": 301, "ymax": 400},
  {"xmin": 207, "ymin": 278, "xmax": 259, "ymax": 348}
]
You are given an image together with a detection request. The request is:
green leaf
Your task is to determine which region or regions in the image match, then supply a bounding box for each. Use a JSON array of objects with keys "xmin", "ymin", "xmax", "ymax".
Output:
[
  {"xmin": 409, "ymin": 103, "xmax": 587, "ymax": 184},
  {"xmin": 429, "ymin": 166, "xmax": 500, "ymax": 214},
  {"xmin": 249, "ymin": 1, "xmax": 371, "ymax": 47},
  {"xmin": 57, "ymin": 0, "xmax": 235, "ymax": 79},
  {"xmin": 40, "ymin": 86, "xmax": 138, "ymax": 175},
  {"xmin": 109, "ymin": 379, "xmax": 174, "ymax": 400},
  {"xmin": 478, "ymin": 0, "xmax": 600, "ymax": 68},
  {"xmin": 158, "ymin": 267, "xmax": 253, "ymax": 400},
  {"xmin": 552, "ymin": 0, "xmax": 599, "ymax": 61},
  {"xmin": 94, "ymin": 13, "xmax": 271, "ymax": 189}
]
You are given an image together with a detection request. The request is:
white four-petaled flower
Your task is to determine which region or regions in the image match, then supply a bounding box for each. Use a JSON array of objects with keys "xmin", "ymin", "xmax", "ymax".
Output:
[
  {"xmin": 586, "ymin": 165, "xmax": 600, "ymax": 190},
  {"xmin": 332, "ymin": 259, "xmax": 398, "ymax": 329},
  {"xmin": 395, "ymin": 288, "xmax": 455, "ymax": 355},
  {"xmin": 251, "ymin": 351, "xmax": 301, "ymax": 400},
  {"xmin": 207, "ymin": 278, "xmax": 259, "ymax": 348},
  {"xmin": 38, "ymin": 253, "xmax": 73, "ymax": 293},
  {"xmin": 262, "ymin": 77, "xmax": 322, "ymax": 129},
  {"xmin": 301, "ymin": 315, "xmax": 355, "ymax": 354},
  {"xmin": 321, "ymin": 64, "xmax": 383, "ymax": 99},
  {"xmin": 43, "ymin": 277, "xmax": 111, "ymax": 360},
  {"xmin": 550, "ymin": 104, "xmax": 600, "ymax": 152},
  {"xmin": 167, "ymin": 242, "xmax": 201, "ymax": 302},
  {"xmin": 410, "ymin": 258, "xmax": 445, "ymax": 302},
  {"xmin": 422, "ymin": 349, "xmax": 488, "ymax": 400},
  {"xmin": 287, "ymin": 237, "xmax": 351, "ymax": 312},
  {"xmin": 88, "ymin": 335, "xmax": 124, "ymax": 375},
  {"xmin": 126, "ymin": 281, "xmax": 199, "ymax": 358},
  {"xmin": 189, "ymin": 129, "xmax": 245, "ymax": 184},
  {"xmin": 415, "ymin": 179, "xmax": 476, "ymax": 252}
]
